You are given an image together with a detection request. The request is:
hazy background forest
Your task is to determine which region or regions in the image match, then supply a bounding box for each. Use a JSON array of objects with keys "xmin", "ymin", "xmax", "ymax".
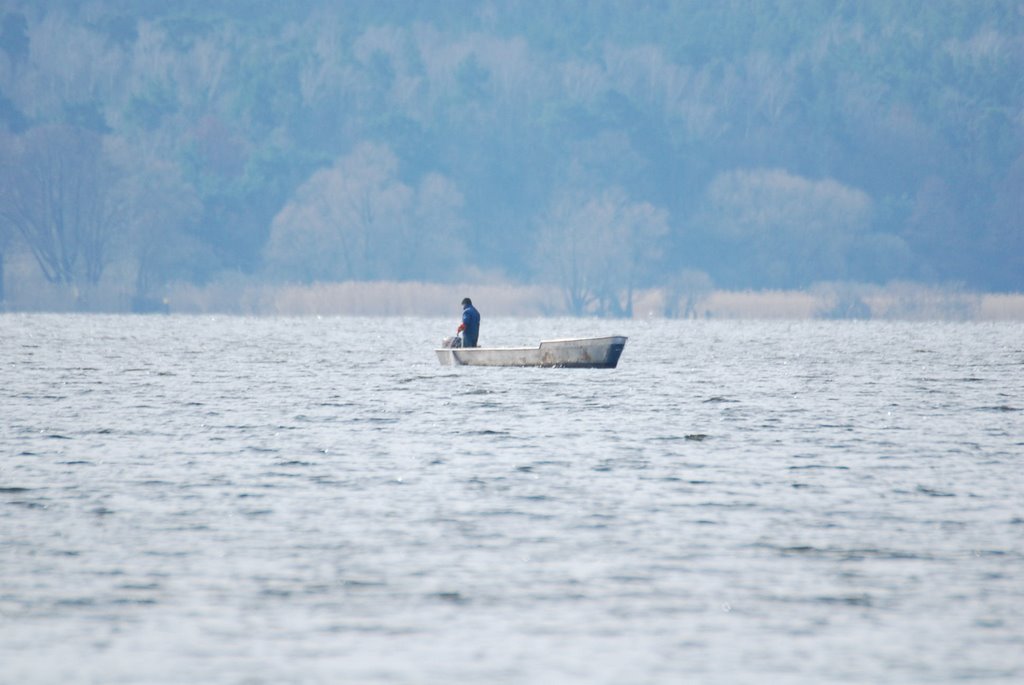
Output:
[{"xmin": 0, "ymin": 1, "xmax": 1021, "ymax": 318}]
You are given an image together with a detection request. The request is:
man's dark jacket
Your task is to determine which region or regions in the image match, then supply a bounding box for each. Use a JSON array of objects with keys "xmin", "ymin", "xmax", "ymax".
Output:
[{"xmin": 461, "ymin": 304, "xmax": 480, "ymax": 347}]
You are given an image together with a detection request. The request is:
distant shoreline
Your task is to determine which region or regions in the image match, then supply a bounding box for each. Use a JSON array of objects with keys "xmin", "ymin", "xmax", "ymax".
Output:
[
  {"xmin": 166, "ymin": 282, "xmax": 1024, "ymax": 321},
  {"xmin": 4, "ymin": 277, "xmax": 1023, "ymax": 321}
]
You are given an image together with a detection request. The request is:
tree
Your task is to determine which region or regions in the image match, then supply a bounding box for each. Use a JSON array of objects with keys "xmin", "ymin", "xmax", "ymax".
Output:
[
  {"xmin": 985, "ymin": 155, "xmax": 1024, "ymax": 290},
  {"xmin": 112, "ymin": 146, "xmax": 204, "ymax": 307},
  {"xmin": 664, "ymin": 269, "xmax": 714, "ymax": 318},
  {"xmin": 263, "ymin": 142, "xmax": 466, "ymax": 282},
  {"xmin": 0, "ymin": 2, "xmax": 1019, "ymax": 303},
  {"xmin": 699, "ymin": 168, "xmax": 875, "ymax": 288},
  {"xmin": 0, "ymin": 125, "xmax": 125, "ymax": 295},
  {"xmin": 0, "ymin": 190, "xmax": 9, "ymax": 306},
  {"xmin": 0, "ymin": 131, "xmax": 11, "ymax": 305},
  {"xmin": 903, "ymin": 176, "xmax": 965, "ymax": 281},
  {"xmin": 0, "ymin": 12, "xmax": 29, "ymax": 72},
  {"xmin": 535, "ymin": 187, "xmax": 668, "ymax": 317}
]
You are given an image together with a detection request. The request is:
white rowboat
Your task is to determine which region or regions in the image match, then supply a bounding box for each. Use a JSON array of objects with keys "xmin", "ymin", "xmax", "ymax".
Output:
[{"xmin": 435, "ymin": 335, "xmax": 627, "ymax": 368}]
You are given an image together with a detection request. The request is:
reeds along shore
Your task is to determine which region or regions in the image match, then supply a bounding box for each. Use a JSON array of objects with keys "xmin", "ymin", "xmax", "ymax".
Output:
[{"xmin": 3, "ymin": 270, "xmax": 1023, "ymax": 320}]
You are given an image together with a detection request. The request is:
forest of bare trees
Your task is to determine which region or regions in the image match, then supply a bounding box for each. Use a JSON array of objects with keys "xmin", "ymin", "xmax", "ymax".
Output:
[{"xmin": 0, "ymin": 1, "xmax": 1021, "ymax": 313}]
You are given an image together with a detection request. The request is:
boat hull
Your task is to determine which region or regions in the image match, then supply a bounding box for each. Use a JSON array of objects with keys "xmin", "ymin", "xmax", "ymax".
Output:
[{"xmin": 435, "ymin": 335, "xmax": 627, "ymax": 368}]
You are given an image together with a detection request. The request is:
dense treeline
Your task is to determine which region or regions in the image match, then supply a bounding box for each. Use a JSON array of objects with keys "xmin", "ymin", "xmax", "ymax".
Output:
[{"xmin": 0, "ymin": 1, "xmax": 1021, "ymax": 313}]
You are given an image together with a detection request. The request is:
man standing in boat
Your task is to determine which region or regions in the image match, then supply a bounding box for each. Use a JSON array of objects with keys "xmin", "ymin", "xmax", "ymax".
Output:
[{"xmin": 457, "ymin": 297, "xmax": 480, "ymax": 347}]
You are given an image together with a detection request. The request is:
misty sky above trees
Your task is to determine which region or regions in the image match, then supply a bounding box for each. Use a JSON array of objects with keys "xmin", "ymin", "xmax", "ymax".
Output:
[{"xmin": 0, "ymin": 0, "xmax": 1021, "ymax": 313}]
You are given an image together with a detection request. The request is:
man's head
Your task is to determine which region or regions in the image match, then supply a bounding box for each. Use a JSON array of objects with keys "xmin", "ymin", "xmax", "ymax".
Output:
[{"xmin": 461, "ymin": 297, "xmax": 472, "ymax": 307}]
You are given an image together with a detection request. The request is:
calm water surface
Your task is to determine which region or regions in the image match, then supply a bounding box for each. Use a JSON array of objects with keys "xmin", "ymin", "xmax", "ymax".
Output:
[{"xmin": 2, "ymin": 315, "xmax": 1022, "ymax": 684}]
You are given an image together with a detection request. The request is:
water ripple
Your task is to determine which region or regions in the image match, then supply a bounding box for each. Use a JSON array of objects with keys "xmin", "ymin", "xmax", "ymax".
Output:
[{"xmin": 1, "ymin": 315, "xmax": 1022, "ymax": 684}]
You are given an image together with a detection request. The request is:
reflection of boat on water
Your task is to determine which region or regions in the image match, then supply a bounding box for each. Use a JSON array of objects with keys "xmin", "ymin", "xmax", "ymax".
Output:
[{"xmin": 435, "ymin": 335, "xmax": 628, "ymax": 368}]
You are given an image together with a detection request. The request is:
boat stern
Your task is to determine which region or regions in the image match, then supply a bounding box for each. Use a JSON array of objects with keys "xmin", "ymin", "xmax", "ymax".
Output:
[{"xmin": 435, "ymin": 348, "xmax": 459, "ymax": 366}]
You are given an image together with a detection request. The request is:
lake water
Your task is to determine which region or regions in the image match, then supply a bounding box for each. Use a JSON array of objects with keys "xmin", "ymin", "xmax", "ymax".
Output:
[{"xmin": 2, "ymin": 314, "xmax": 1022, "ymax": 684}]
